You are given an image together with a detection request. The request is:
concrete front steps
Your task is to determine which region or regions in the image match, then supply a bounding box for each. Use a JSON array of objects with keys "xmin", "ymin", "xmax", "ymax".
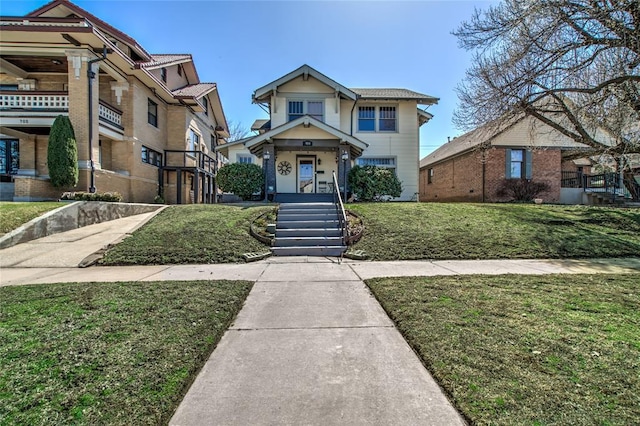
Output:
[{"xmin": 272, "ymin": 202, "xmax": 347, "ymax": 257}]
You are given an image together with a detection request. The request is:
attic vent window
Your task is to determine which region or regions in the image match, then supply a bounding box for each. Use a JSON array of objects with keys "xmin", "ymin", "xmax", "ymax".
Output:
[
  {"xmin": 177, "ymin": 65, "xmax": 182, "ymax": 76},
  {"xmin": 160, "ymin": 67, "xmax": 167, "ymax": 83}
]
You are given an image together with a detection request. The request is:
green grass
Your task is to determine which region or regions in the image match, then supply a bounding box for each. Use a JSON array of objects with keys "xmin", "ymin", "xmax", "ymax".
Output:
[
  {"xmin": 101, "ymin": 204, "xmax": 274, "ymax": 265},
  {"xmin": 0, "ymin": 280, "xmax": 252, "ymax": 425},
  {"xmin": 348, "ymin": 203, "xmax": 640, "ymax": 260},
  {"xmin": 367, "ymin": 274, "xmax": 640, "ymax": 426},
  {"xmin": 0, "ymin": 202, "xmax": 65, "ymax": 235}
]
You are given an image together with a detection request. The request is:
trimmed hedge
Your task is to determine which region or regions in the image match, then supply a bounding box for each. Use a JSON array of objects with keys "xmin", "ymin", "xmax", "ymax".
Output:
[{"xmin": 60, "ymin": 191, "xmax": 123, "ymax": 202}]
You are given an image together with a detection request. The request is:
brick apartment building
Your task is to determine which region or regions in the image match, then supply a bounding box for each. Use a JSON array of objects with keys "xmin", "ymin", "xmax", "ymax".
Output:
[
  {"xmin": 0, "ymin": 0, "xmax": 229, "ymax": 203},
  {"xmin": 419, "ymin": 116, "xmax": 593, "ymax": 204}
]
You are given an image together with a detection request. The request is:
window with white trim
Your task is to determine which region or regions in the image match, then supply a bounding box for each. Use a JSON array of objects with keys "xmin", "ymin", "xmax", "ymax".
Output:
[
  {"xmin": 288, "ymin": 100, "xmax": 324, "ymax": 122},
  {"xmin": 358, "ymin": 106, "xmax": 375, "ymax": 131},
  {"xmin": 188, "ymin": 129, "xmax": 200, "ymax": 151},
  {"xmin": 356, "ymin": 157, "xmax": 396, "ymax": 173},
  {"xmin": 357, "ymin": 106, "xmax": 397, "ymax": 132},
  {"xmin": 237, "ymin": 154, "xmax": 253, "ymax": 164}
]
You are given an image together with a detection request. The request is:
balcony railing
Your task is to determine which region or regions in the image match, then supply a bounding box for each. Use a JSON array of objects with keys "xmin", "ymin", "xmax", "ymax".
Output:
[
  {"xmin": 98, "ymin": 100, "xmax": 123, "ymax": 129},
  {"xmin": 562, "ymin": 170, "xmax": 639, "ymax": 201},
  {"xmin": 163, "ymin": 150, "xmax": 217, "ymax": 174},
  {"xmin": 0, "ymin": 91, "xmax": 69, "ymax": 110}
]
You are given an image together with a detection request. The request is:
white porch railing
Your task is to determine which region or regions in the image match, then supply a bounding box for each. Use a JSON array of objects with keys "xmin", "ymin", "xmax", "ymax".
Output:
[
  {"xmin": 0, "ymin": 91, "xmax": 69, "ymax": 109},
  {"xmin": 98, "ymin": 100, "xmax": 123, "ymax": 128}
]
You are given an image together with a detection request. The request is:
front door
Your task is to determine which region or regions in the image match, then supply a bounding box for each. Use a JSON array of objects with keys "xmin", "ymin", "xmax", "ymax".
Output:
[{"xmin": 298, "ymin": 157, "xmax": 315, "ymax": 193}]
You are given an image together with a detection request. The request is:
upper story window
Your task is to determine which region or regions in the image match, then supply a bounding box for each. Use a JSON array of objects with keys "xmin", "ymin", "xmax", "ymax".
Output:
[
  {"xmin": 358, "ymin": 106, "xmax": 397, "ymax": 132},
  {"xmin": 379, "ymin": 106, "xmax": 397, "ymax": 131},
  {"xmin": 288, "ymin": 100, "xmax": 324, "ymax": 122},
  {"xmin": 147, "ymin": 99, "xmax": 158, "ymax": 127},
  {"xmin": 141, "ymin": 145, "xmax": 162, "ymax": 167},
  {"xmin": 160, "ymin": 67, "xmax": 167, "ymax": 83},
  {"xmin": 0, "ymin": 84, "xmax": 18, "ymax": 91},
  {"xmin": 201, "ymin": 96, "xmax": 208, "ymax": 116},
  {"xmin": 177, "ymin": 65, "xmax": 182, "ymax": 76},
  {"xmin": 358, "ymin": 107, "xmax": 375, "ymax": 131},
  {"xmin": 189, "ymin": 129, "xmax": 200, "ymax": 151},
  {"xmin": 428, "ymin": 168, "xmax": 434, "ymax": 184}
]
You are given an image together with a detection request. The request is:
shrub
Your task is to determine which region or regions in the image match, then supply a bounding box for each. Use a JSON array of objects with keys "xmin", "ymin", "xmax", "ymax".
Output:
[
  {"xmin": 217, "ymin": 163, "xmax": 264, "ymax": 201},
  {"xmin": 60, "ymin": 191, "xmax": 123, "ymax": 202},
  {"xmin": 496, "ymin": 179, "xmax": 551, "ymax": 202},
  {"xmin": 348, "ymin": 165, "xmax": 402, "ymax": 201},
  {"xmin": 47, "ymin": 115, "xmax": 78, "ymax": 188}
]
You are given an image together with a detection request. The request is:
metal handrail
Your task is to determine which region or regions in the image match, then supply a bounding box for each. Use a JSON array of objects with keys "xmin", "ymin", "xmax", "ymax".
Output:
[{"xmin": 332, "ymin": 171, "xmax": 348, "ymax": 247}]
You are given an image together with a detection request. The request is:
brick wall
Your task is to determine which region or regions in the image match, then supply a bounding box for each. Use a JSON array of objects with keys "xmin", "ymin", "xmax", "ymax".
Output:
[{"xmin": 420, "ymin": 147, "xmax": 564, "ymax": 202}]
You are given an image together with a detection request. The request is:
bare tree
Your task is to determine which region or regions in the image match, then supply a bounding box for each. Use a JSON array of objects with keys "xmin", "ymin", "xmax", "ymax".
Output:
[
  {"xmin": 453, "ymin": 0, "xmax": 640, "ymax": 161},
  {"xmin": 227, "ymin": 120, "xmax": 250, "ymax": 142}
]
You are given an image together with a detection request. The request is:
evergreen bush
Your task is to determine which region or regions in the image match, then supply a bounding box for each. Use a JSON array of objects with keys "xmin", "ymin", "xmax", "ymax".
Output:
[
  {"xmin": 348, "ymin": 165, "xmax": 402, "ymax": 201},
  {"xmin": 217, "ymin": 163, "xmax": 264, "ymax": 201},
  {"xmin": 47, "ymin": 115, "xmax": 78, "ymax": 188}
]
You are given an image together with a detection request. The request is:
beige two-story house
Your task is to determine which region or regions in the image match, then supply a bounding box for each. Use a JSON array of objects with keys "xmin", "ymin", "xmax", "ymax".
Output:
[
  {"xmin": 217, "ymin": 65, "xmax": 438, "ymax": 201},
  {"xmin": 0, "ymin": 0, "xmax": 229, "ymax": 204}
]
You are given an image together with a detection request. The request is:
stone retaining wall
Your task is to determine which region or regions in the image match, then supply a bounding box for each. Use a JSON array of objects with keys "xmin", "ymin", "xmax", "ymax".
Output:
[{"xmin": 0, "ymin": 201, "xmax": 163, "ymax": 249}]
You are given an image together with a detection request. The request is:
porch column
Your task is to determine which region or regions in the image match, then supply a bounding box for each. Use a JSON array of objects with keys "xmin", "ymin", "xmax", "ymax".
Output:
[
  {"xmin": 338, "ymin": 147, "xmax": 351, "ymax": 200},
  {"xmin": 263, "ymin": 144, "xmax": 276, "ymax": 199},
  {"xmin": 65, "ymin": 49, "xmax": 100, "ymax": 191}
]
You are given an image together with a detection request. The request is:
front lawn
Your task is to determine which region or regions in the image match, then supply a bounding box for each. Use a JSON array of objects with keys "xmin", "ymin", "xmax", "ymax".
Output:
[
  {"xmin": 101, "ymin": 204, "xmax": 273, "ymax": 265},
  {"xmin": 0, "ymin": 202, "xmax": 64, "ymax": 235},
  {"xmin": 348, "ymin": 203, "xmax": 640, "ymax": 260},
  {"xmin": 367, "ymin": 274, "xmax": 640, "ymax": 425},
  {"xmin": 0, "ymin": 280, "xmax": 252, "ymax": 425}
]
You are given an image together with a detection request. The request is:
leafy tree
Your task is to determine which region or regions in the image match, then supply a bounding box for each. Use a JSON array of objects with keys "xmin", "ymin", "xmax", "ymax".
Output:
[
  {"xmin": 453, "ymin": 0, "xmax": 639, "ymax": 159},
  {"xmin": 348, "ymin": 165, "xmax": 402, "ymax": 201},
  {"xmin": 216, "ymin": 162, "xmax": 264, "ymax": 201},
  {"xmin": 47, "ymin": 115, "xmax": 78, "ymax": 188}
]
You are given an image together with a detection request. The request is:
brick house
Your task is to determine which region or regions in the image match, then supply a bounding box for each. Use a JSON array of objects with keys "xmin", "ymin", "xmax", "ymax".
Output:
[
  {"xmin": 0, "ymin": 0, "xmax": 229, "ymax": 203},
  {"xmin": 216, "ymin": 64, "xmax": 438, "ymax": 201},
  {"xmin": 419, "ymin": 116, "xmax": 593, "ymax": 204}
]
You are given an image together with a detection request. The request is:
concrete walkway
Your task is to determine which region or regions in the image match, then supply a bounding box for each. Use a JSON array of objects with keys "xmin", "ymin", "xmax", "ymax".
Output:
[
  {"xmin": 3, "ymin": 257, "xmax": 639, "ymax": 425},
  {"xmin": 0, "ymin": 211, "xmax": 158, "ymax": 269},
  {"xmin": 2, "ymin": 221, "xmax": 640, "ymax": 426}
]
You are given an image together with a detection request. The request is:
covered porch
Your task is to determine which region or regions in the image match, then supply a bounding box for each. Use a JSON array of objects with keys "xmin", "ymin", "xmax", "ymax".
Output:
[{"xmin": 220, "ymin": 115, "xmax": 368, "ymax": 202}]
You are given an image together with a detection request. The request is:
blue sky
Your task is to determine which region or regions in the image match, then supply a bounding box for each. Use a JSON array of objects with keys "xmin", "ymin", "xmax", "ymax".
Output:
[{"xmin": 1, "ymin": 0, "xmax": 494, "ymax": 158}]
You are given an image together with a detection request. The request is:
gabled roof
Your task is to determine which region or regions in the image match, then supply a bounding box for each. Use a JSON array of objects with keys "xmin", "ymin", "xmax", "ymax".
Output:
[
  {"xmin": 352, "ymin": 88, "xmax": 439, "ymax": 105},
  {"xmin": 420, "ymin": 124, "xmax": 507, "ymax": 169},
  {"xmin": 253, "ymin": 64, "xmax": 358, "ymax": 103},
  {"xmin": 417, "ymin": 109, "xmax": 434, "ymax": 126},
  {"xmin": 172, "ymin": 83, "xmax": 217, "ymax": 99},
  {"xmin": 27, "ymin": 0, "xmax": 151, "ymax": 61},
  {"xmin": 141, "ymin": 54, "xmax": 192, "ymax": 69},
  {"xmin": 419, "ymin": 115, "xmax": 593, "ymax": 169},
  {"xmin": 251, "ymin": 119, "xmax": 270, "ymax": 132},
  {"xmin": 218, "ymin": 115, "xmax": 368, "ymax": 157}
]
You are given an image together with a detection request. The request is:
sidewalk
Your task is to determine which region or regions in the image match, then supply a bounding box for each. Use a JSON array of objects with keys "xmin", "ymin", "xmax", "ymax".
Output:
[{"xmin": 2, "ymin": 257, "xmax": 639, "ymax": 425}]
